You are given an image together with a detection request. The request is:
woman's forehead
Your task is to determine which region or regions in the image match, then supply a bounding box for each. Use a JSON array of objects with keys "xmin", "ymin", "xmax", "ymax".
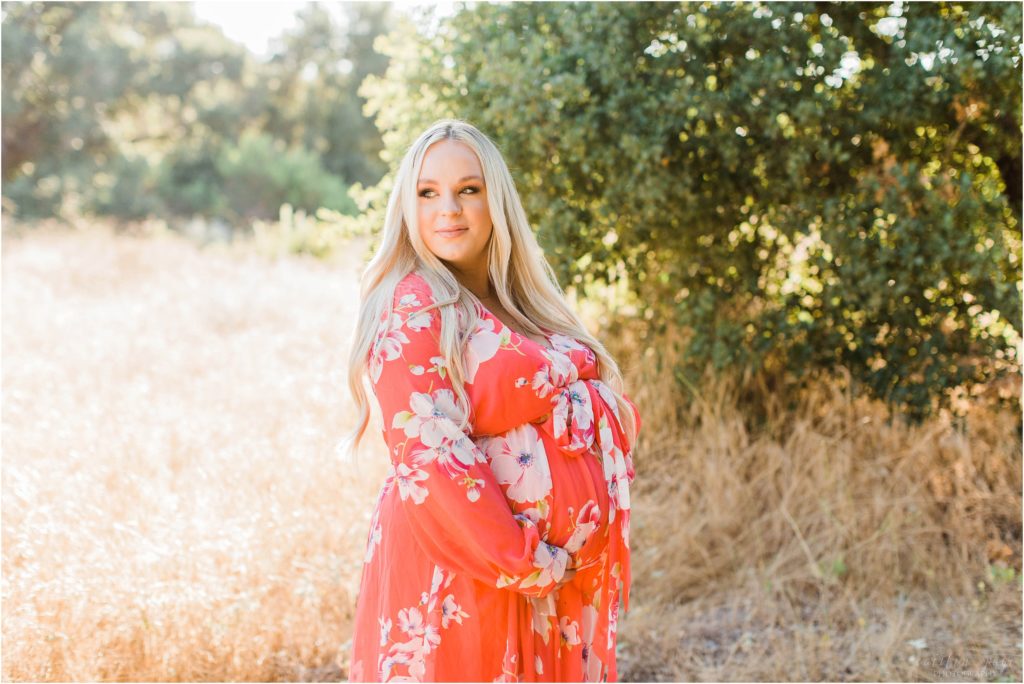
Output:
[{"xmin": 419, "ymin": 141, "xmax": 482, "ymax": 179}]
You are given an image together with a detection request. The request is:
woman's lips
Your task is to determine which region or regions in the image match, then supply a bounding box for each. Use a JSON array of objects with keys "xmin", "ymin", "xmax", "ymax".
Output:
[{"xmin": 437, "ymin": 226, "xmax": 468, "ymax": 237}]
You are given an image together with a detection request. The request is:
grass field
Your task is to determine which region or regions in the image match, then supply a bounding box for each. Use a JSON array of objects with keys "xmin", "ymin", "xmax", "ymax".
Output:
[{"xmin": 3, "ymin": 221, "xmax": 1020, "ymax": 682}]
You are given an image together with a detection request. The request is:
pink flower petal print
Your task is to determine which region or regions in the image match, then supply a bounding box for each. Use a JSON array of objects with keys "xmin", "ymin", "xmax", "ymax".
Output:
[
  {"xmin": 487, "ymin": 425, "xmax": 552, "ymax": 503},
  {"xmin": 395, "ymin": 463, "xmax": 429, "ymax": 504},
  {"xmin": 397, "ymin": 607, "xmax": 425, "ymax": 637},
  {"xmin": 441, "ymin": 594, "xmax": 470, "ymax": 628},
  {"xmin": 559, "ymin": 615, "xmax": 581, "ymax": 648},
  {"xmin": 370, "ymin": 312, "xmax": 410, "ymax": 383},
  {"xmin": 518, "ymin": 541, "xmax": 568, "ymax": 590},
  {"xmin": 563, "ymin": 499, "xmax": 601, "ymax": 553},
  {"xmin": 465, "ymin": 317, "xmax": 503, "ymax": 384},
  {"xmin": 394, "ymin": 389, "xmax": 464, "ymax": 447}
]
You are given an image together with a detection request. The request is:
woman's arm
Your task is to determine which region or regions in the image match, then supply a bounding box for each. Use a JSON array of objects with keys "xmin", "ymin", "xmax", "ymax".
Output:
[{"xmin": 369, "ymin": 274, "xmax": 570, "ymax": 599}]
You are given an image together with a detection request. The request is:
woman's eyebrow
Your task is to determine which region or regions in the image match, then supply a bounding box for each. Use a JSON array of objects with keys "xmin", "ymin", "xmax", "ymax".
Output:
[{"xmin": 417, "ymin": 175, "xmax": 483, "ymax": 185}]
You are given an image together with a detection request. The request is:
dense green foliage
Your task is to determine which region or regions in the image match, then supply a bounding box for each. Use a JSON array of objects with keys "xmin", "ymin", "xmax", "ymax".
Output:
[
  {"xmin": 2, "ymin": 1, "xmax": 1020, "ymax": 423},
  {"xmin": 355, "ymin": 1, "xmax": 1022, "ymax": 423},
  {"xmin": 1, "ymin": 1, "xmax": 389, "ymax": 223}
]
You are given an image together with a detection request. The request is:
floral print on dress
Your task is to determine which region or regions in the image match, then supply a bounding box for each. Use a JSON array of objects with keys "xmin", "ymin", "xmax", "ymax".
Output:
[
  {"xmin": 349, "ymin": 271, "xmax": 642, "ymax": 683},
  {"xmin": 481, "ymin": 424, "xmax": 553, "ymax": 504},
  {"xmin": 464, "ymin": 315, "xmax": 507, "ymax": 383},
  {"xmin": 550, "ymin": 380, "xmax": 597, "ymax": 454},
  {"xmin": 370, "ymin": 312, "xmax": 410, "ymax": 384}
]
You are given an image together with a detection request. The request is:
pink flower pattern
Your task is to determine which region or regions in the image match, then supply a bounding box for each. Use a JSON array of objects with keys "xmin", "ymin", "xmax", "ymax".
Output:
[{"xmin": 350, "ymin": 272, "xmax": 641, "ymax": 682}]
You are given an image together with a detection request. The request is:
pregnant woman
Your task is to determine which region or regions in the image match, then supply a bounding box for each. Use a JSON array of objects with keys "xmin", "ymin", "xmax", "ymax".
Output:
[{"xmin": 343, "ymin": 119, "xmax": 641, "ymax": 682}]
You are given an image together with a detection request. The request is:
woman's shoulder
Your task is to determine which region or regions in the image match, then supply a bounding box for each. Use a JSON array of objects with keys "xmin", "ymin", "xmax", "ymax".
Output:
[{"xmin": 393, "ymin": 270, "xmax": 437, "ymax": 305}]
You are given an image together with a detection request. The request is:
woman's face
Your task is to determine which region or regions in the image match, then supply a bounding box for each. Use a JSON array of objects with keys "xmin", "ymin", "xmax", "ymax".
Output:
[{"xmin": 416, "ymin": 139, "xmax": 493, "ymax": 276}]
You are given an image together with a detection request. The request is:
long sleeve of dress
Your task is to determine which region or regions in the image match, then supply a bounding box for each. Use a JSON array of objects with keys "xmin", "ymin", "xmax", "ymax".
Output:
[{"xmin": 369, "ymin": 276, "xmax": 570, "ymax": 600}]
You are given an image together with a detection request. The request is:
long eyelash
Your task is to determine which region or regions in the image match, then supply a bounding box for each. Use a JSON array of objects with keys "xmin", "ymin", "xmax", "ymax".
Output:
[{"xmin": 418, "ymin": 186, "xmax": 481, "ymax": 197}]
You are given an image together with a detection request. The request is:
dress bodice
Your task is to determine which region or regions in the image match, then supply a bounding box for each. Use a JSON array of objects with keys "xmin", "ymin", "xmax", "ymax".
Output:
[
  {"xmin": 462, "ymin": 298, "xmax": 636, "ymax": 563},
  {"xmin": 353, "ymin": 271, "xmax": 642, "ymax": 682}
]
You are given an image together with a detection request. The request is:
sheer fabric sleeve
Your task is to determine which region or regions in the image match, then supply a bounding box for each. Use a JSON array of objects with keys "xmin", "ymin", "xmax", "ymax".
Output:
[{"xmin": 369, "ymin": 274, "xmax": 570, "ymax": 599}]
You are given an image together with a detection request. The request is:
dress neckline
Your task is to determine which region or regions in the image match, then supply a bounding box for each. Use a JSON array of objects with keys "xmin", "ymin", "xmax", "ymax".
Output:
[{"xmin": 473, "ymin": 298, "xmax": 554, "ymax": 351}]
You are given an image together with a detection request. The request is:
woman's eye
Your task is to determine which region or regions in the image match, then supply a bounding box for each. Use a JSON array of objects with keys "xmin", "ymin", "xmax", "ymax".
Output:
[{"xmin": 418, "ymin": 186, "xmax": 480, "ymax": 198}]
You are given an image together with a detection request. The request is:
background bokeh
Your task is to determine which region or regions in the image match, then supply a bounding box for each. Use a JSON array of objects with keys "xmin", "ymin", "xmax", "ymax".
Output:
[{"xmin": 2, "ymin": 1, "xmax": 1021, "ymax": 681}]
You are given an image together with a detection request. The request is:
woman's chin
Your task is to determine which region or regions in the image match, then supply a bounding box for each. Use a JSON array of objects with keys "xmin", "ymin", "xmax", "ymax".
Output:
[{"xmin": 437, "ymin": 252, "xmax": 483, "ymax": 271}]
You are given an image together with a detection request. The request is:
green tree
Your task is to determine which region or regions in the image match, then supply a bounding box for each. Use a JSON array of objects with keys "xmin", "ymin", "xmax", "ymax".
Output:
[
  {"xmin": 1, "ymin": 2, "xmax": 246, "ymax": 217},
  {"xmin": 356, "ymin": 1, "xmax": 1022, "ymax": 423},
  {"xmin": 2, "ymin": 1, "xmax": 391, "ymax": 225},
  {"xmin": 215, "ymin": 130, "xmax": 355, "ymax": 222},
  {"xmin": 258, "ymin": 2, "xmax": 392, "ymax": 186}
]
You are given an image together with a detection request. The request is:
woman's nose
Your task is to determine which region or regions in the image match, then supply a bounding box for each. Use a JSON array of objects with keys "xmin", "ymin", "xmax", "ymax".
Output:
[{"xmin": 441, "ymin": 193, "xmax": 461, "ymax": 214}]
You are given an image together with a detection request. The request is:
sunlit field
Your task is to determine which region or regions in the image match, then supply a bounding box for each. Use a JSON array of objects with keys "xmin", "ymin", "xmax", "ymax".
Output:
[{"xmin": 3, "ymin": 221, "xmax": 1021, "ymax": 682}]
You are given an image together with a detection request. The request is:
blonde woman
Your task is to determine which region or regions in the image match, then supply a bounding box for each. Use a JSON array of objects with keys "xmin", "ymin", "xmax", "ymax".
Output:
[{"xmin": 343, "ymin": 119, "xmax": 641, "ymax": 682}]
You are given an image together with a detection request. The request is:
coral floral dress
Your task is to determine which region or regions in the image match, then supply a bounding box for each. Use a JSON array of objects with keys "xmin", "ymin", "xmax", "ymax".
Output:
[{"xmin": 348, "ymin": 271, "xmax": 640, "ymax": 682}]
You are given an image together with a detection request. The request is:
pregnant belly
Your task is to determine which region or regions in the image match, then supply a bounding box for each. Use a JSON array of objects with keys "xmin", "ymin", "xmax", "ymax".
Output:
[{"xmin": 476, "ymin": 421, "xmax": 612, "ymax": 573}]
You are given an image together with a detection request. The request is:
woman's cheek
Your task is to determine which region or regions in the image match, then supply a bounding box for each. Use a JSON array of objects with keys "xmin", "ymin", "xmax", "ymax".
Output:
[{"xmin": 418, "ymin": 214, "xmax": 437, "ymax": 248}]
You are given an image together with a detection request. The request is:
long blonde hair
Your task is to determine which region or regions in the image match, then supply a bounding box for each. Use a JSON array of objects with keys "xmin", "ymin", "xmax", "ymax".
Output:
[{"xmin": 341, "ymin": 118, "xmax": 638, "ymax": 459}]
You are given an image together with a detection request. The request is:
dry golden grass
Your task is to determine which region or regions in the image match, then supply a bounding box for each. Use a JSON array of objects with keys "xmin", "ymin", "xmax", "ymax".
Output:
[
  {"xmin": 2, "ymin": 219, "xmax": 1020, "ymax": 682},
  {"xmin": 611, "ymin": 321, "xmax": 1022, "ymax": 681},
  {"xmin": 3, "ymin": 219, "xmax": 385, "ymax": 681}
]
